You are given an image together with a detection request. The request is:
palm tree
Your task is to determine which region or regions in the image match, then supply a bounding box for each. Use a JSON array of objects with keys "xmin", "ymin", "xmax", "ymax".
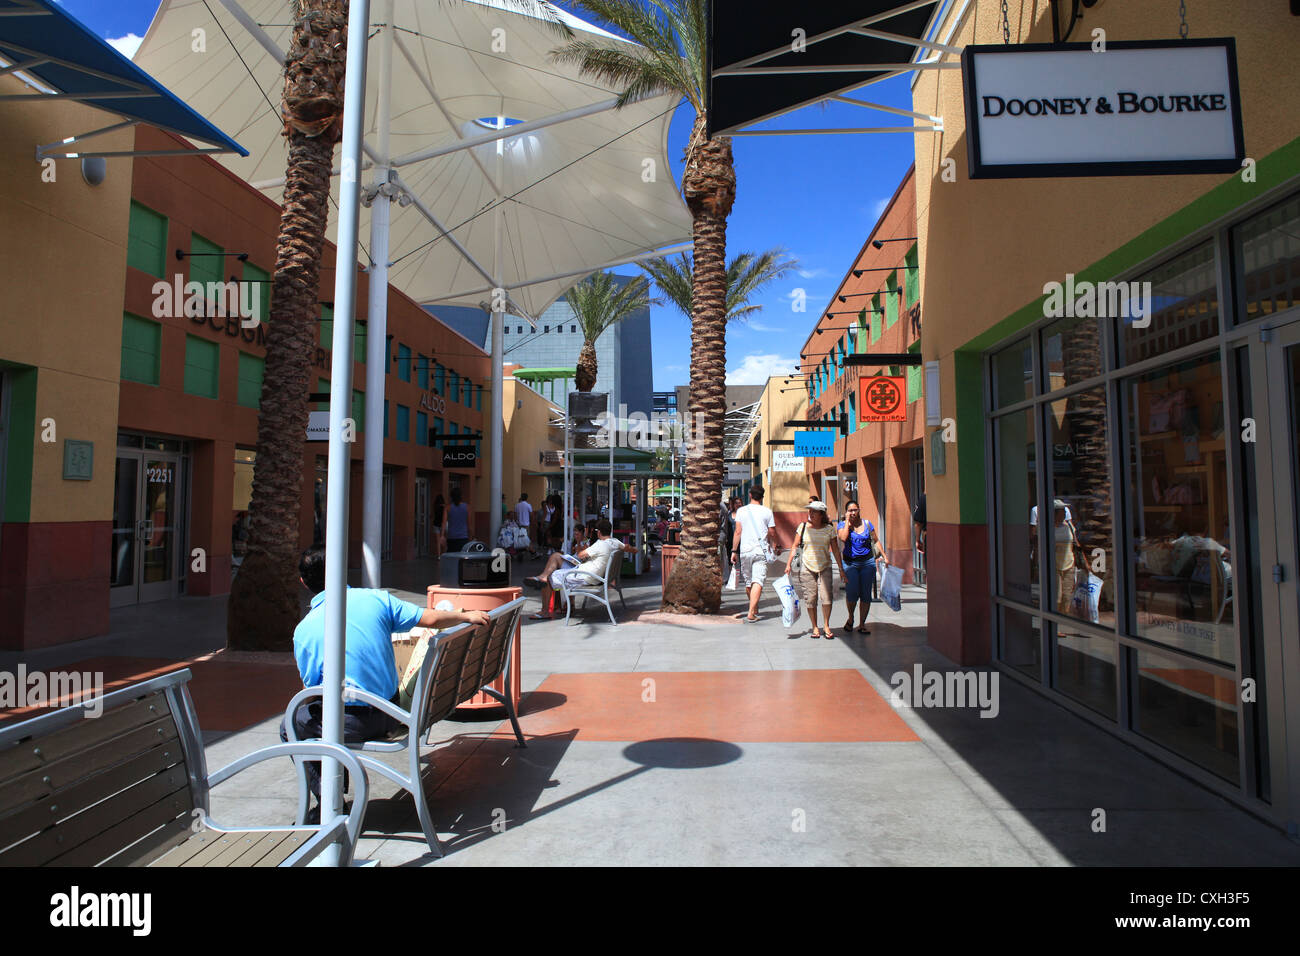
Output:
[
  {"xmin": 227, "ymin": 0, "xmax": 570, "ymax": 650},
  {"xmin": 227, "ymin": 0, "xmax": 349, "ymax": 651},
  {"xmin": 566, "ymin": 271, "xmax": 657, "ymax": 392},
  {"xmin": 553, "ymin": 0, "xmax": 736, "ymax": 613},
  {"xmin": 642, "ymin": 248, "xmax": 798, "ymax": 325}
]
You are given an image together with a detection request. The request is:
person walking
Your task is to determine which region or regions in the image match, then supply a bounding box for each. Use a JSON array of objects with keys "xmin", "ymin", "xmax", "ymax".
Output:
[
  {"xmin": 731, "ymin": 486, "xmax": 776, "ymax": 623},
  {"xmin": 515, "ymin": 492, "xmax": 534, "ymax": 555},
  {"xmin": 445, "ymin": 487, "xmax": 470, "ymax": 553},
  {"xmin": 838, "ymin": 498, "xmax": 887, "ymax": 634},
  {"xmin": 785, "ymin": 500, "xmax": 845, "ymax": 639},
  {"xmin": 718, "ymin": 494, "xmax": 741, "ymax": 585},
  {"xmin": 432, "ymin": 494, "xmax": 446, "ymax": 558}
]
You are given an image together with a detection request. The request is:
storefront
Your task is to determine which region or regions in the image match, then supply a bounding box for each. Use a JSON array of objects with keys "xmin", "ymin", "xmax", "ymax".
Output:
[
  {"xmin": 914, "ymin": 1, "xmax": 1300, "ymax": 827},
  {"xmin": 799, "ymin": 167, "xmax": 926, "ymax": 579}
]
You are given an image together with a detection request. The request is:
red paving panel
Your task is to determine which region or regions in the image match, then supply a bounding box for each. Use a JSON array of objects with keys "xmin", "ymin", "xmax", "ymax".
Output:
[
  {"xmin": 0, "ymin": 656, "xmax": 304, "ymax": 732},
  {"xmin": 504, "ymin": 669, "xmax": 919, "ymax": 743}
]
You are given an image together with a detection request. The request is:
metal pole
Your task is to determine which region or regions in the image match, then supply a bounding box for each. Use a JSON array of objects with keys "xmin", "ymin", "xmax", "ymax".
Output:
[
  {"xmin": 362, "ymin": 0, "xmax": 394, "ymax": 588},
  {"xmin": 489, "ymin": 114, "xmax": 505, "ymax": 550},
  {"xmin": 320, "ymin": 0, "xmax": 371, "ymax": 867}
]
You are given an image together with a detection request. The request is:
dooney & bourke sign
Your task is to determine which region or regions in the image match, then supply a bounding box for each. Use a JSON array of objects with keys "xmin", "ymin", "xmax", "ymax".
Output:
[{"xmin": 962, "ymin": 39, "xmax": 1244, "ymax": 178}]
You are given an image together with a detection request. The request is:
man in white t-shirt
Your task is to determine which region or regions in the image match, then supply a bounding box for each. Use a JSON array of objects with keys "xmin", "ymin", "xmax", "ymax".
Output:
[
  {"xmin": 523, "ymin": 518, "xmax": 634, "ymax": 619},
  {"xmin": 515, "ymin": 492, "xmax": 534, "ymax": 555},
  {"xmin": 731, "ymin": 485, "xmax": 777, "ymax": 623}
]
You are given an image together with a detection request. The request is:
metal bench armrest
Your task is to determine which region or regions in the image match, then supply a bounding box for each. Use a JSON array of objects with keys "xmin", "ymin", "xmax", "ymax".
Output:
[
  {"xmin": 282, "ymin": 685, "xmax": 412, "ymax": 737},
  {"xmin": 206, "ymin": 741, "xmax": 370, "ymax": 865}
]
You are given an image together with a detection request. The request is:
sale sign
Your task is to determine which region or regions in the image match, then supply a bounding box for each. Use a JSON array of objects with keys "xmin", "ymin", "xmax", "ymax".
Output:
[{"xmin": 859, "ymin": 376, "xmax": 907, "ymax": 422}]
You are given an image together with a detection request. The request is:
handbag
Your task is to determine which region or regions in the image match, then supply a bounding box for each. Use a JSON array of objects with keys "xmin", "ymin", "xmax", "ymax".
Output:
[{"xmin": 789, "ymin": 523, "xmax": 806, "ymax": 575}]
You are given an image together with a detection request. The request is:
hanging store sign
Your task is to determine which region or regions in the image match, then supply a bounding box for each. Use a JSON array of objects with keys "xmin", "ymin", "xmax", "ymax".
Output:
[
  {"xmin": 962, "ymin": 39, "xmax": 1243, "ymax": 179},
  {"xmin": 725, "ymin": 464, "xmax": 751, "ymax": 483},
  {"xmin": 771, "ymin": 450, "xmax": 805, "ymax": 473},
  {"xmin": 442, "ymin": 445, "xmax": 478, "ymax": 469},
  {"xmin": 794, "ymin": 431, "xmax": 835, "ymax": 458},
  {"xmin": 859, "ymin": 376, "xmax": 908, "ymax": 423},
  {"xmin": 306, "ymin": 410, "xmax": 330, "ymax": 442}
]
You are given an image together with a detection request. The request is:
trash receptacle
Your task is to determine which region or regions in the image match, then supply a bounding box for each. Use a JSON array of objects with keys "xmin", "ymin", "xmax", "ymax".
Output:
[{"xmin": 427, "ymin": 583, "xmax": 522, "ymax": 715}]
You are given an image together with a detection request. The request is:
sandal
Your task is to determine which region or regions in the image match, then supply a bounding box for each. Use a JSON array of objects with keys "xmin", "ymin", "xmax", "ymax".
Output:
[
  {"xmin": 528, "ymin": 612, "xmax": 551, "ymax": 621},
  {"xmin": 809, "ymin": 629, "xmax": 822, "ymax": 639},
  {"xmin": 857, "ymin": 624, "xmax": 870, "ymax": 634}
]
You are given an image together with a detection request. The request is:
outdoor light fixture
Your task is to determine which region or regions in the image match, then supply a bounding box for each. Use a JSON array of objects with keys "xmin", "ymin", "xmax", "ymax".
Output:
[
  {"xmin": 176, "ymin": 248, "xmax": 248, "ymax": 261},
  {"xmin": 852, "ymin": 266, "xmax": 918, "ymax": 277},
  {"xmin": 872, "ymin": 237, "xmax": 917, "ymax": 249}
]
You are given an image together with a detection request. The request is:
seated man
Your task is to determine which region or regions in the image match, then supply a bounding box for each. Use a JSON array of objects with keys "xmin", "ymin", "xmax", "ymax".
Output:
[
  {"xmin": 282, "ymin": 546, "xmax": 489, "ymax": 820},
  {"xmin": 522, "ymin": 518, "xmax": 634, "ymax": 620}
]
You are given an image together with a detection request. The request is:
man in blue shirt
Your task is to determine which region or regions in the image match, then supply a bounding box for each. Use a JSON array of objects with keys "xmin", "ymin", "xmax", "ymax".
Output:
[{"xmin": 282, "ymin": 547, "xmax": 488, "ymax": 816}]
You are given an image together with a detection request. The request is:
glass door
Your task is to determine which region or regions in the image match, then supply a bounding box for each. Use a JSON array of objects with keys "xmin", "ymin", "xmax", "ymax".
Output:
[
  {"xmin": 111, "ymin": 452, "xmax": 180, "ymax": 605},
  {"xmin": 1260, "ymin": 319, "xmax": 1300, "ymax": 831},
  {"xmin": 414, "ymin": 475, "xmax": 430, "ymax": 557}
]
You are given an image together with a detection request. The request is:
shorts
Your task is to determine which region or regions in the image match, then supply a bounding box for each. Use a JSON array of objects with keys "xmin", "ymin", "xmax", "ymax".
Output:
[
  {"xmin": 550, "ymin": 568, "xmax": 599, "ymax": 590},
  {"xmin": 738, "ymin": 549, "xmax": 768, "ymax": 589},
  {"xmin": 796, "ymin": 565, "xmax": 834, "ymax": 606}
]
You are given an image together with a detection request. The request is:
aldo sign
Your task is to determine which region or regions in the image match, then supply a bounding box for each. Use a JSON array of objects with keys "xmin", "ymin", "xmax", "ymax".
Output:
[{"xmin": 962, "ymin": 39, "xmax": 1243, "ymax": 178}]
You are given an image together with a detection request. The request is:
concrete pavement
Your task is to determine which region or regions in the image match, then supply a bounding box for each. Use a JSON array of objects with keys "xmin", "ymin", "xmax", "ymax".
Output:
[{"xmin": 5, "ymin": 550, "xmax": 1297, "ymax": 866}]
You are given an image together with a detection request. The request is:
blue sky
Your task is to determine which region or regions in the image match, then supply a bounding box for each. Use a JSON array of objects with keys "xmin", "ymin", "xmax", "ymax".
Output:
[{"xmin": 60, "ymin": 0, "xmax": 917, "ymax": 392}]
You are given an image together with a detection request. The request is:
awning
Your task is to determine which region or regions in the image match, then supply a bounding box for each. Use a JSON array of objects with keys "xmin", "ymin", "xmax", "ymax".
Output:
[
  {"xmin": 707, "ymin": 0, "xmax": 952, "ymax": 137},
  {"xmin": 0, "ymin": 0, "xmax": 246, "ymax": 158},
  {"xmin": 133, "ymin": 0, "xmax": 692, "ymax": 317}
]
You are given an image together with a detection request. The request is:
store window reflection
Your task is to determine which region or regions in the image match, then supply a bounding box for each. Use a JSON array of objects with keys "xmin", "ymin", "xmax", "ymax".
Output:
[
  {"xmin": 1001, "ymin": 605, "xmax": 1040, "ymax": 682},
  {"xmin": 1236, "ymin": 192, "xmax": 1300, "ymax": 321},
  {"xmin": 993, "ymin": 337, "xmax": 1033, "ymax": 408},
  {"xmin": 1133, "ymin": 646, "xmax": 1239, "ymax": 784},
  {"xmin": 996, "ymin": 409, "xmax": 1037, "ymax": 609},
  {"xmin": 1122, "ymin": 240, "xmax": 1219, "ymax": 366},
  {"xmin": 1126, "ymin": 354, "xmax": 1234, "ymax": 666},
  {"xmin": 232, "ymin": 448, "xmax": 255, "ymax": 567}
]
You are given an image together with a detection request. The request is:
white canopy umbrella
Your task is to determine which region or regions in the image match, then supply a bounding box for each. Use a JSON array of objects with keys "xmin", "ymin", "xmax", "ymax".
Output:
[
  {"xmin": 134, "ymin": 0, "xmax": 691, "ymax": 316},
  {"xmin": 133, "ymin": 0, "xmax": 691, "ymax": 863}
]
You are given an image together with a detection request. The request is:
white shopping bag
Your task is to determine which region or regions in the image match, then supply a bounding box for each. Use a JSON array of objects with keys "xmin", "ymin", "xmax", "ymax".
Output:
[
  {"xmin": 1070, "ymin": 571, "xmax": 1103, "ymax": 624},
  {"xmin": 725, "ymin": 565, "xmax": 738, "ymax": 591},
  {"xmin": 773, "ymin": 573, "xmax": 800, "ymax": 628},
  {"xmin": 880, "ymin": 565, "xmax": 904, "ymax": 612}
]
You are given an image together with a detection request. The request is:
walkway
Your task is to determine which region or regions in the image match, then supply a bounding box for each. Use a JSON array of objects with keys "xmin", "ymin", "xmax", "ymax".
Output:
[{"xmin": 4, "ymin": 552, "xmax": 1297, "ymax": 866}]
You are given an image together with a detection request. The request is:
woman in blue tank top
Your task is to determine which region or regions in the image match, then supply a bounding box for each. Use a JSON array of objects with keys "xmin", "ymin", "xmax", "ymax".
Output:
[{"xmin": 837, "ymin": 499, "xmax": 887, "ymax": 634}]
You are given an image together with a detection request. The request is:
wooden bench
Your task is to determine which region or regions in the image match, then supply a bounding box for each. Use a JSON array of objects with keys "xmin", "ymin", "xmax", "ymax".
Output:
[
  {"xmin": 284, "ymin": 596, "xmax": 527, "ymax": 858},
  {"xmin": 0, "ymin": 668, "xmax": 369, "ymax": 867}
]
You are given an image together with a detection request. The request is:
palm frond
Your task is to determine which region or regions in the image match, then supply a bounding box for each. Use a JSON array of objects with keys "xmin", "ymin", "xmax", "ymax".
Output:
[
  {"xmin": 564, "ymin": 271, "xmax": 659, "ymax": 344},
  {"xmin": 643, "ymin": 247, "xmax": 799, "ymax": 325}
]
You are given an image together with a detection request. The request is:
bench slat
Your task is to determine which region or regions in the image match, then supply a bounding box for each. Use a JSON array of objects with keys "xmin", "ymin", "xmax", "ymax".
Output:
[
  {"xmin": 0, "ymin": 742, "xmax": 185, "ymax": 850},
  {"xmin": 0, "ymin": 716, "xmax": 181, "ymax": 818},
  {"xmin": 149, "ymin": 825, "xmax": 221, "ymax": 867},
  {"xmin": 178, "ymin": 829, "xmax": 250, "ymax": 867},
  {"xmin": 225, "ymin": 831, "xmax": 294, "ymax": 867},
  {"xmin": 113, "ymin": 816, "xmax": 195, "ymax": 867},
  {"xmin": 0, "ymin": 692, "xmax": 174, "ymax": 780},
  {"xmin": 254, "ymin": 831, "xmax": 307, "ymax": 867},
  {"xmin": 1, "ymin": 769, "xmax": 190, "ymax": 867}
]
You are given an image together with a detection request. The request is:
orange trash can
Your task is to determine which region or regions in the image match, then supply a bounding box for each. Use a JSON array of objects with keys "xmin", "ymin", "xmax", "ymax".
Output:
[{"xmin": 426, "ymin": 584, "xmax": 523, "ymax": 715}]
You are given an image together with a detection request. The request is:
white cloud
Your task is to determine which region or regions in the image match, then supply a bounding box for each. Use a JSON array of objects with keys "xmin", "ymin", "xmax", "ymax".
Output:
[
  {"xmin": 741, "ymin": 321, "xmax": 782, "ymax": 333},
  {"xmin": 797, "ymin": 267, "xmax": 830, "ymax": 280},
  {"xmin": 106, "ymin": 33, "xmax": 144, "ymax": 60},
  {"xmin": 726, "ymin": 352, "xmax": 799, "ymax": 385},
  {"xmin": 866, "ymin": 197, "xmax": 889, "ymax": 224}
]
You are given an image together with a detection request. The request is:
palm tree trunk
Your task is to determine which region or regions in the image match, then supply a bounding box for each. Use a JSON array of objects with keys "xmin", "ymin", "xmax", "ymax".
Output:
[
  {"xmin": 663, "ymin": 117, "xmax": 734, "ymax": 613},
  {"xmin": 575, "ymin": 339, "xmax": 598, "ymax": 392},
  {"xmin": 227, "ymin": 0, "xmax": 346, "ymax": 650}
]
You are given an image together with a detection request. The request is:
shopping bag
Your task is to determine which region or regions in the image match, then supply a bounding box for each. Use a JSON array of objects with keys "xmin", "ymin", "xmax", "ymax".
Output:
[
  {"xmin": 880, "ymin": 565, "xmax": 904, "ymax": 612},
  {"xmin": 1070, "ymin": 571, "xmax": 1102, "ymax": 624},
  {"xmin": 773, "ymin": 573, "xmax": 799, "ymax": 628},
  {"xmin": 725, "ymin": 565, "xmax": 738, "ymax": 591}
]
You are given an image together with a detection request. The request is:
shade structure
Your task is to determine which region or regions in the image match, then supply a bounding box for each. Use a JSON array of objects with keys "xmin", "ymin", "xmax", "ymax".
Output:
[
  {"xmin": 707, "ymin": 0, "xmax": 949, "ymax": 137},
  {"xmin": 132, "ymin": 0, "xmax": 693, "ymax": 317},
  {"xmin": 0, "ymin": 0, "xmax": 245, "ymax": 157}
]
